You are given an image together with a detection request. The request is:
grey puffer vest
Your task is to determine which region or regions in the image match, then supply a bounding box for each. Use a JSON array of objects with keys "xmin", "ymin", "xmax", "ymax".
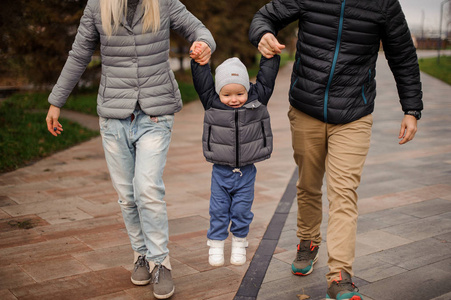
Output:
[
  {"xmin": 48, "ymin": 0, "xmax": 216, "ymax": 119},
  {"xmin": 202, "ymin": 100, "xmax": 273, "ymax": 168}
]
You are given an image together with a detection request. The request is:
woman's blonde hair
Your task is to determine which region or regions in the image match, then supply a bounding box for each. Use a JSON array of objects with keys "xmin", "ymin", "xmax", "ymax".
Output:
[{"xmin": 100, "ymin": 0, "xmax": 160, "ymax": 36}]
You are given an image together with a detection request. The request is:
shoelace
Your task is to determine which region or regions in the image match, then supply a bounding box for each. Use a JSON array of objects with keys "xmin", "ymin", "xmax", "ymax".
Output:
[
  {"xmin": 333, "ymin": 278, "xmax": 359, "ymax": 292},
  {"xmin": 153, "ymin": 264, "xmax": 164, "ymax": 284},
  {"xmin": 134, "ymin": 255, "xmax": 149, "ymax": 272},
  {"xmin": 296, "ymin": 244, "xmax": 312, "ymax": 261}
]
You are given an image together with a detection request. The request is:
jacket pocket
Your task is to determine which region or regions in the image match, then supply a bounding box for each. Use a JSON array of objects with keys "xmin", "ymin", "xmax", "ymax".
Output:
[
  {"xmin": 261, "ymin": 121, "xmax": 267, "ymax": 147},
  {"xmin": 361, "ymin": 69, "xmax": 371, "ymax": 105},
  {"xmin": 167, "ymin": 70, "xmax": 179, "ymax": 98},
  {"xmin": 102, "ymin": 73, "xmax": 108, "ymax": 99},
  {"xmin": 361, "ymin": 84, "xmax": 368, "ymax": 105},
  {"xmin": 207, "ymin": 125, "xmax": 212, "ymax": 151},
  {"xmin": 295, "ymin": 57, "xmax": 301, "ymax": 73}
]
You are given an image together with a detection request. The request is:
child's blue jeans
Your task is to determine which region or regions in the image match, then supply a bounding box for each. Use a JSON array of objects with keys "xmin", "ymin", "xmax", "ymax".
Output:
[{"xmin": 207, "ymin": 164, "xmax": 256, "ymax": 241}]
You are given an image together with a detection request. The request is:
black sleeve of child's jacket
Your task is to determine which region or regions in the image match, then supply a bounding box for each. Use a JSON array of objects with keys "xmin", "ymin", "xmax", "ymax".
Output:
[
  {"xmin": 190, "ymin": 60, "xmax": 218, "ymax": 110},
  {"xmin": 254, "ymin": 55, "xmax": 281, "ymax": 106}
]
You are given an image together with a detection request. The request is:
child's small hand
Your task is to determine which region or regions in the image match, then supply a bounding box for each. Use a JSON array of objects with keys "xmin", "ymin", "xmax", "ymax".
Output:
[{"xmin": 189, "ymin": 41, "xmax": 211, "ymax": 65}]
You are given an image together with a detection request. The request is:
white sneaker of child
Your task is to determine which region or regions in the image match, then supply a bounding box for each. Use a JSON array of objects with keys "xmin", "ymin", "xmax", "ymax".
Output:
[
  {"xmin": 207, "ymin": 239, "xmax": 225, "ymax": 266},
  {"xmin": 230, "ymin": 235, "xmax": 248, "ymax": 265}
]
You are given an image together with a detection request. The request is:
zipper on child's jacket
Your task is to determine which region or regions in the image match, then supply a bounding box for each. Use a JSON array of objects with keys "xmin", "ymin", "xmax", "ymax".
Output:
[
  {"xmin": 235, "ymin": 110, "xmax": 240, "ymax": 167},
  {"xmin": 324, "ymin": 0, "xmax": 346, "ymax": 123}
]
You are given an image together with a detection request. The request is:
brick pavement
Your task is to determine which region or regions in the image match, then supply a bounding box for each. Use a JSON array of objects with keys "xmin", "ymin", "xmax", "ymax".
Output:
[
  {"xmin": 0, "ymin": 57, "xmax": 294, "ymax": 299},
  {"xmin": 0, "ymin": 52, "xmax": 450, "ymax": 300}
]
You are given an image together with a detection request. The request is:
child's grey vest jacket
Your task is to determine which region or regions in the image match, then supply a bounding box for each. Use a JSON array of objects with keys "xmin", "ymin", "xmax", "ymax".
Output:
[{"xmin": 202, "ymin": 100, "xmax": 273, "ymax": 168}]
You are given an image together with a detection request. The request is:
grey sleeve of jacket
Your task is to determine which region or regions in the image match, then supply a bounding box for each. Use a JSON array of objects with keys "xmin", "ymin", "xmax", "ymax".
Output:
[
  {"xmin": 381, "ymin": 0, "xmax": 423, "ymax": 111},
  {"xmin": 48, "ymin": 1, "xmax": 99, "ymax": 108},
  {"xmin": 169, "ymin": 0, "xmax": 216, "ymax": 53}
]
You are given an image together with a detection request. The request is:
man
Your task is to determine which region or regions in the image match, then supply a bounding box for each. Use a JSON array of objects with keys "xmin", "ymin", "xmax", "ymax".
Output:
[{"xmin": 249, "ymin": 1, "xmax": 422, "ymax": 299}]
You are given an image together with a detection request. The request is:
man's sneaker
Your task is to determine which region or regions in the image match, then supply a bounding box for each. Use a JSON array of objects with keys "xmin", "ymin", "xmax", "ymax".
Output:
[
  {"xmin": 291, "ymin": 240, "xmax": 319, "ymax": 276},
  {"xmin": 131, "ymin": 255, "xmax": 151, "ymax": 285},
  {"xmin": 326, "ymin": 271, "xmax": 363, "ymax": 300},
  {"xmin": 207, "ymin": 239, "xmax": 225, "ymax": 266},
  {"xmin": 230, "ymin": 235, "xmax": 248, "ymax": 265},
  {"xmin": 151, "ymin": 264, "xmax": 175, "ymax": 299}
]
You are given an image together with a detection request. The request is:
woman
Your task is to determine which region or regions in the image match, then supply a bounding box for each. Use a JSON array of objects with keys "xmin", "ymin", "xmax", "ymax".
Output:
[{"xmin": 45, "ymin": 0, "xmax": 215, "ymax": 298}]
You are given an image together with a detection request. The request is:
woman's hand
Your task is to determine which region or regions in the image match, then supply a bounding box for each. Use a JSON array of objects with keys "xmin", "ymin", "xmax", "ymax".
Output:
[
  {"xmin": 46, "ymin": 105, "xmax": 63, "ymax": 137},
  {"xmin": 258, "ymin": 33, "xmax": 285, "ymax": 58},
  {"xmin": 189, "ymin": 41, "xmax": 211, "ymax": 65}
]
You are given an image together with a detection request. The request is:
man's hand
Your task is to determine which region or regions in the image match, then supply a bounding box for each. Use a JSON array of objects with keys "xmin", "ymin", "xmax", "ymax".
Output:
[
  {"xmin": 46, "ymin": 105, "xmax": 63, "ymax": 137},
  {"xmin": 398, "ymin": 115, "xmax": 417, "ymax": 144},
  {"xmin": 189, "ymin": 41, "xmax": 211, "ymax": 65},
  {"xmin": 258, "ymin": 33, "xmax": 286, "ymax": 58}
]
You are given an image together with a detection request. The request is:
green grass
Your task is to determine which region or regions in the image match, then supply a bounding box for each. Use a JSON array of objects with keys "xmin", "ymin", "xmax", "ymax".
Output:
[
  {"xmin": 178, "ymin": 80, "xmax": 199, "ymax": 104},
  {"xmin": 0, "ymin": 99, "xmax": 98, "ymax": 173},
  {"xmin": 418, "ymin": 55, "xmax": 451, "ymax": 85},
  {"xmin": 5, "ymin": 91, "xmax": 98, "ymax": 116}
]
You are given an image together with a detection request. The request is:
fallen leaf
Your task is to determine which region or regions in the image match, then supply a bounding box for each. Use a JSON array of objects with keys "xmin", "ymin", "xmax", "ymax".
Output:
[{"xmin": 297, "ymin": 293, "xmax": 310, "ymax": 300}]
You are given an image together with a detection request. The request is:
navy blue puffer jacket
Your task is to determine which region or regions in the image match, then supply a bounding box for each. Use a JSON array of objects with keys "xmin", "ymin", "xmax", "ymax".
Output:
[{"xmin": 249, "ymin": 0, "xmax": 423, "ymax": 124}]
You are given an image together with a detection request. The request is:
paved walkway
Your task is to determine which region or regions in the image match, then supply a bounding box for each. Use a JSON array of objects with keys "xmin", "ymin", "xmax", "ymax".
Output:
[{"xmin": 0, "ymin": 52, "xmax": 450, "ymax": 300}]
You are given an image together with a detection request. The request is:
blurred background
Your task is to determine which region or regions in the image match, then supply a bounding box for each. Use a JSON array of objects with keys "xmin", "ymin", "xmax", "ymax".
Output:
[{"xmin": 0, "ymin": 0, "xmax": 297, "ymax": 91}]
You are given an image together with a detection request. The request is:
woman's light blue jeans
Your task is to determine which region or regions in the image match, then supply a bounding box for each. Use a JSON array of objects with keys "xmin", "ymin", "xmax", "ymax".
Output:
[{"xmin": 99, "ymin": 109, "xmax": 174, "ymax": 264}]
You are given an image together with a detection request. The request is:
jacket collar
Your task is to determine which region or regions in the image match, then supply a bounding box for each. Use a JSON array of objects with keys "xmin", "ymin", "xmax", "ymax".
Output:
[{"xmin": 121, "ymin": 0, "xmax": 144, "ymax": 31}]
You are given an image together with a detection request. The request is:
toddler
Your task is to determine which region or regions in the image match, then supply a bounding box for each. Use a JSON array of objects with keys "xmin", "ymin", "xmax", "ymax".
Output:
[{"xmin": 191, "ymin": 54, "xmax": 280, "ymax": 266}]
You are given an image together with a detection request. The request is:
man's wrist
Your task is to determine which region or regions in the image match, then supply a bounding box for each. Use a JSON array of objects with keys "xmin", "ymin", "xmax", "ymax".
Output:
[{"xmin": 404, "ymin": 110, "xmax": 421, "ymax": 120}]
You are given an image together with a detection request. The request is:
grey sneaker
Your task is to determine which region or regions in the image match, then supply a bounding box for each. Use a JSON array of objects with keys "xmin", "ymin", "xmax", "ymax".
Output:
[
  {"xmin": 151, "ymin": 264, "xmax": 175, "ymax": 299},
  {"xmin": 131, "ymin": 255, "xmax": 151, "ymax": 285},
  {"xmin": 326, "ymin": 271, "xmax": 363, "ymax": 300},
  {"xmin": 291, "ymin": 240, "xmax": 319, "ymax": 276}
]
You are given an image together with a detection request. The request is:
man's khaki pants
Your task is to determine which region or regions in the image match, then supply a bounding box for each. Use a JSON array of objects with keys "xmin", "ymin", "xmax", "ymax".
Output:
[{"xmin": 288, "ymin": 106, "xmax": 372, "ymax": 284}]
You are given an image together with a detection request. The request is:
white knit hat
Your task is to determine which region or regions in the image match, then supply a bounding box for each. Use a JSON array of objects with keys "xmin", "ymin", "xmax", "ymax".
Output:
[{"xmin": 215, "ymin": 57, "xmax": 250, "ymax": 94}]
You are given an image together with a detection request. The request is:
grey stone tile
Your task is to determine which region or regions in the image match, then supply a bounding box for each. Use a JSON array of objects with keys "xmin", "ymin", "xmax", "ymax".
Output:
[
  {"xmin": 356, "ymin": 230, "xmax": 412, "ymax": 252},
  {"xmin": 258, "ymin": 265, "xmax": 330, "ymax": 300},
  {"xmin": 358, "ymin": 178, "xmax": 425, "ymax": 200},
  {"xmin": 416, "ymin": 174, "xmax": 451, "ymax": 185},
  {"xmin": 430, "ymin": 291, "xmax": 451, "ymax": 300},
  {"xmin": 439, "ymin": 211, "xmax": 451, "ymax": 220},
  {"xmin": 360, "ymin": 208, "xmax": 420, "ymax": 227},
  {"xmin": 389, "ymin": 198, "xmax": 451, "ymax": 218},
  {"xmin": 429, "ymin": 257, "xmax": 451, "ymax": 274},
  {"xmin": 433, "ymin": 231, "xmax": 451, "ymax": 242},
  {"xmin": 382, "ymin": 215, "xmax": 451, "ymax": 241},
  {"xmin": 353, "ymin": 255, "xmax": 408, "ymax": 283},
  {"xmin": 277, "ymin": 229, "xmax": 299, "ymax": 250},
  {"xmin": 262, "ymin": 257, "xmax": 291, "ymax": 284},
  {"xmin": 356, "ymin": 215, "xmax": 390, "ymax": 234},
  {"xmin": 283, "ymin": 211, "xmax": 298, "ymax": 229},
  {"xmin": 358, "ymin": 265, "xmax": 451, "ymax": 300},
  {"xmin": 369, "ymin": 238, "xmax": 451, "ymax": 270}
]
